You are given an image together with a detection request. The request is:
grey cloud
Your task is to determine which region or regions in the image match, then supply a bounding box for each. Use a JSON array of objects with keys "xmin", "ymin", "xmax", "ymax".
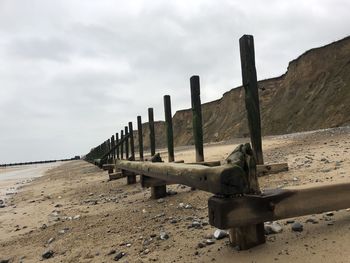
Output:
[{"xmin": 0, "ymin": 0, "xmax": 349, "ymax": 163}]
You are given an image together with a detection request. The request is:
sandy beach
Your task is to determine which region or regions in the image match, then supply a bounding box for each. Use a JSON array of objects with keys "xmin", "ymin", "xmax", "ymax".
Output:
[{"xmin": 0, "ymin": 127, "xmax": 349, "ymax": 262}]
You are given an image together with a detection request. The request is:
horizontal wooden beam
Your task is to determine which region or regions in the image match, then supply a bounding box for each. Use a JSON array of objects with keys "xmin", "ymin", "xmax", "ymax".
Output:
[
  {"xmin": 115, "ymin": 160, "xmax": 248, "ymax": 195},
  {"xmin": 257, "ymin": 162, "xmax": 288, "ymax": 176},
  {"xmin": 208, "ymin": 182, "xmax": 350, "ymax": 229}
]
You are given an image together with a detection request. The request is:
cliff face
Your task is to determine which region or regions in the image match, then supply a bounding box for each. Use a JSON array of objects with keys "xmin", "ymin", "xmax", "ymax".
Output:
[{"xmin": 135, "ymin": 36, "xmax": 350, "ymax": 150}]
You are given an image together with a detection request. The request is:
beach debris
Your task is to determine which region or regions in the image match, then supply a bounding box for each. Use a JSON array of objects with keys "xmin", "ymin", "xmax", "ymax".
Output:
[
  {"xmin": 213, "ymin": 229, "xmax": 228, "ymax": 240},
  {"xmin": 264, "ymin": 221, "xmax": 283, "ymax": 234},
  {"xmin": 291, "ymin": 222, "xmax": 303, "ymax": 232},
  {"xmin": 42, "ymin": 250, "xmax": 54, "ymax": 259}
]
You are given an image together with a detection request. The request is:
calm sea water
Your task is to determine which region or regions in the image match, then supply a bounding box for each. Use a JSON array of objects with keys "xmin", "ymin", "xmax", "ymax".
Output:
[{"xmin": 0, "ymin": 162, "xmax": 63, "ymax": 200}]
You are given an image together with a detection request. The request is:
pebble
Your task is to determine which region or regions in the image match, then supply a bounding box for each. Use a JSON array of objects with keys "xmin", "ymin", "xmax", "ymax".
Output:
[
  {"xmin": 47, "ymin": 237, "xmax": 55, "ymax": 244},
  {"xmin": 325, "ymin": 212, "xmax": 334, "ymax": 216},
  {"xmin": 213, "ymin": 229, "xmax": 228, "ymax": 240},
  {"xmin": 160, "ymin": 231, "xmax": 169, "ymax": 240},
  {"xmin": 205, "ymin": 239, "xmax": 215, "ymax": 245},
  {"xmin": 197, "ymin": 242, "xmax": 206, "ymax": 248},
  {"xmin": 42, "ymin": 250, "xmax": 54, "ymax": 259},
  {"xmin": 113, "ymin": 252, "xmax": 125, "ymax": 261},
  {"xmin": 264, "ymin": 221, "xmax": 283, "ymax": 235},
  {"xmin": 191, "ymin": 221, "xmax": 202, "ymax": 228},
  {"xmin": 73, "ymin": 215, "xmax": 81, "ymax": 220},
  {"xmin": 291, "ymin": 222, "xmax": 303, "ymax": 232}
]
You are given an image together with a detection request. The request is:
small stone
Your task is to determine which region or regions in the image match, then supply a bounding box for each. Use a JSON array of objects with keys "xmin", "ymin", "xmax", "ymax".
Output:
[
  {"xmin": 205, "ymin": 239, "xmax": 215, "ymax": 245},
  {"xmin": 213, "ymin": 229, "xmax": 228, "ymax": 240},
  {"xmin": 40, "ymin": 224, "xmax": 48, "ymax": 230},
  {"xmin": 291, "ymin": 222, "xmax": 303, "ymax": 232},
  {"xmin": 191, "ymin": 221, "xmax": 201, "ymax": 228},
  {"xmin": 47, "ymin": 237, "xmax": 55, "ymax": 244},
  {"xmin": 42, "ymin": 250, "xmax": 54, "ymax": 259},
  {"xmin": 264, "ymin": 222, "xmax": 283, "ymax": 235},
  {"xmin": 73, "ymin": 215, "xmax": 81, "ymax": 220},
  {"xmin": 184, "ymin": 204, "xmax": 192, "ymax": 209},
  {"xmin": 325, "ymin": 212, "xmax": 334, "ymax": 216},
  {"xmin": 160, "ymin": 231, "xmax": 169, "ymax": 240},
  {"xmin": 144, "ymin": 248, "xmax": 150, "ymax": 254},
  {"xmin": 113, "ymin": 252, "xmax": 125, "ymax": 261},
  {"xmin": 197, "ymin": 242, "xmax": 206, "ymax": 248},
  {"xmin": 170, "ymin": 219, "xmax": 177, "ymax": 224},
  {"xmin": 286, "ymin": 219, "xmax": 295, "ymax": 224}
]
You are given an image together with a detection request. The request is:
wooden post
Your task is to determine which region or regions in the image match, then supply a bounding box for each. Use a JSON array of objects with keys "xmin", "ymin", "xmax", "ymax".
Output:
[
  {"xmin": 125, "ymin": 126, "xmax": 129, "ymax": 159},
  {"xmin": 239, "ymin": 35, "xmax": 264, "ymax": 165},
  {"xmin": 128, "ymin": 122, "xmax": 135, "ymax": 161},
  {"xmin": 111, "ymin": 135, "xmax": 115, "ymax": 160},
  {"xmin": 164, "ymin": 95, "xmax": 175, "ymax": 162},
  {"xmin": 107, "ymin": 139, "xmax": 111, "ymax": 161},
  {"xmin": 127, "ymin": 121, "xmax": 137, "ymax": 184},
  {"xmin": 190, "ymin": 75, "xmax": 204, "ymax": 162},
  {"xmin": 148, "ymin": 108, "xmax": 156, "ymax": 156},
  {"xmin": 116, "ymin": 133, "xmax": 120, "ymax": 159},
  {"xmin": 120, "ymin": 130, "xmax": 124, "ymax": 159},
  {"xmin": 137, "ymin": 116, "xmax": 144, "ymax": 161},
  {"xmin": 226, "ymin": 144, "xmax": 265, "ymax": 250},
  {"xmin": 147, "ymin": 107, "xmax": 166, "ymax": 198}
]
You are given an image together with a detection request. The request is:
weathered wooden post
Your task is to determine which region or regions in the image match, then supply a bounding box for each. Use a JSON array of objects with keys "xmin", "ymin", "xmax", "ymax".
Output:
[
  {"xmin": 147, "ymin": 107, "xmax": 166, "ymax": 198},
  {"xmin": 239, "ymin": 35, "xmax": 264, "ymax": 165},
  {"xmin": 116, "ymin": 133, "xmax": 120, "ymax": 159},
  {"xmin": 120, "ymin": 130, "xmax": 124, "ymax": 159},
  {"xmin": 125, "ymin": 126, "xmax": 129, "ymax": 159},
  {"xmin": 148, "ymin": 108, "xmax": 156, "ymax": 156},
  {"xmin": 137, "ymin": 116, "xmax": 144, "ymax": 161},
  {"xmin": 164, "ymin": 95, "xmax": 175, "ymax": 162},
  {"xmin": 111, "ymin": 135, "xmax": 115, "ymax": 160},
  {"xmin": 190, "ymin": 76, "xmax": 204, "ymax": 163},
  {"xmin": 127, "ymin": 121, "xmax": 137, "ymax": 184},
  {"xmin": 128, "ymin": 122, "xmax": 135, "ymax": 161}
]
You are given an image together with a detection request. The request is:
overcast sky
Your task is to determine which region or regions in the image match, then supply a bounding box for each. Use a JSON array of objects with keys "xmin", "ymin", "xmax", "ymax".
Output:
[{"xmin": 0, "ymin": 0, "xmax": 349, "ymax": 163}]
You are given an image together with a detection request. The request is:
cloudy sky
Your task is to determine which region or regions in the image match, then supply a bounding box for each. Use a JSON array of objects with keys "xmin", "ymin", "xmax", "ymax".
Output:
[{"xmin": 0, "ymin": 0, "xmax": 349, "ymax": 163}]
